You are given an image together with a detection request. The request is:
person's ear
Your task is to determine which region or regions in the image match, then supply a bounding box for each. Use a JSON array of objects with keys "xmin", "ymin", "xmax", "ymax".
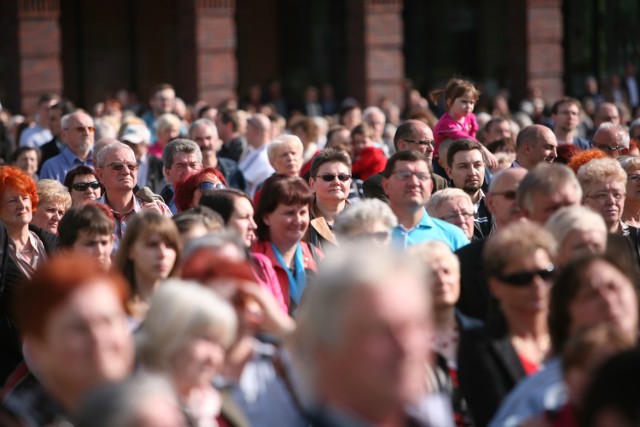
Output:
[{"xmin": 382, "ymin": 177, "xmax": 390, "ymax": 196}]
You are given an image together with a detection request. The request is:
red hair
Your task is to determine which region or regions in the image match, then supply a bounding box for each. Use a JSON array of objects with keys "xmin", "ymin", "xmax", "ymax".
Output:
[
  {"xmin": 555, "ymin": 144, "xmax": 580, "ymax": 165},
  {"xmin": 182, "ymin": 248, "xmax": 255, "ymax": 284},
  {"xmin": 567, "ymin": 149, "xmax": 606, "ymax": 174},
  {"xmin": 15, "ymin": 254, "xmax": 130, "ymax": 338},
  {"xmin": 0, "ymin": 166, "xmax": 39, "ymax": 208},
  {"xmin": 174, "ymin": 167, "xmax": 227, "ymax": 212}
]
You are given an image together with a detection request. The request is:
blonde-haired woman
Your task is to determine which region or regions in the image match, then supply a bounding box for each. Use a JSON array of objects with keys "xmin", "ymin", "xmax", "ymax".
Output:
[
  {"xmin": 31, "ymin": 179, "xmax": 72, "ymax": 235},
  {"xmin": 137, "ymin": 280, "xmax": 248, "ymax": 427}
]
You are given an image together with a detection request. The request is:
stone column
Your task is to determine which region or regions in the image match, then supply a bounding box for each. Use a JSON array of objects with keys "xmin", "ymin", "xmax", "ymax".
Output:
[
  {"xmin": 347, "ymin": 0, "xmax": 404, "ymax": 107},
  {"xmin": 4, "ymin": 0, "xmax": 63, "ymax": 115},
  {"xmin": 508, "ymin": 0, "xmax": 564, "ymax": 104}
]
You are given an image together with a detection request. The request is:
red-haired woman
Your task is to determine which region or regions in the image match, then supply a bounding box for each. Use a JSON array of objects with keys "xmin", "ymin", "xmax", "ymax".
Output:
[
  {"xmin": 0, "ymin": 166, "xmax": 58, "ymax": 385},
  {"xmin": 174, "ymin": 167, "xmax": 227, "ymax": 213},
  {"xmin": 252, "ymin": 174, "xmax": 322, "ymax": 314}
]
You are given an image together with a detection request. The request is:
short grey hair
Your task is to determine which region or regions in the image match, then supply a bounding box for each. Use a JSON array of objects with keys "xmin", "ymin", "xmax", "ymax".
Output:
[
  {"xmin": 577, "ymin": 157, "xmax": 627, "ymax": 190},
  {"xmin": 188, "ymin": 118, "xmax": 217, "ymax": 139},
  {"xmin": 161, "ymin": 138, "xmax": 202, "ymax": 169},
  {"xmin": 267, "ymin": 134, "xmax": 303, "ymax": 163},
  {"xmin": 36, "ymin": 179, "xmax": 72, "ymax": 210},
  {"xmin": 594, "ymin": 122, "xmax": 630, "ymax": 149},
  {"xmin": 545, "ymin": 205, "xmax": 607, "ymax": 248},
  {"xmin": 136, "ymin": 279, "xmax": 237, "ymax": 373},
  {"xmin": 517, "ymin": 163, "xmax": 582, "ymax": 212},
  {"xmin": 61, "ymin": 109, "xmax": 93, "ymax": 130},
  {"xmin": 75, "ymin": 374, "xmax": 180, "ymax": 427},
  {"xmin": 425, "ymin": 188, "xmax": 472, "ymax": 217},
  {"xmin": 293, "ymin": 244, "xmax": 427, "ymax": 367},
  {"xmin": 618, "ymin": 155, "xmax": 640, "ymax": 175},
  {"xmin": 363, "ymin": 106, "xmax": 385, "ymax": 121},
  {"xmin": 333, "ymin": 199, "xmax": 397, "ymax": 239},
  {"xmin": 96, "ymin": 142, "xmax": 133, "ymax": 167}
]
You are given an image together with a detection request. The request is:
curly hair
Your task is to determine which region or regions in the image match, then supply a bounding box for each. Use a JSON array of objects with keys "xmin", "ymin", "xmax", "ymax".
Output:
[
  {"xmin": 0, "ymin": 165, "xmax": 39, "ymax": 208},
  {"xmin": 567, "ymin": 149, "xmax": 606, "ymax": 174},
  {"xmin": 174, "ymin": 167, "xmax": 227, "ymax": 212}
]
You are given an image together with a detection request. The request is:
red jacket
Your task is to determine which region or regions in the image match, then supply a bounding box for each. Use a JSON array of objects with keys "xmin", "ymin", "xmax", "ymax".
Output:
[{"xmin": 352, "ymin": 146, "xmax": 387, "ymax": 180}]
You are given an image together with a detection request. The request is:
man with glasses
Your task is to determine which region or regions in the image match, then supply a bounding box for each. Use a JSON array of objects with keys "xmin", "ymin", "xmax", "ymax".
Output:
[
  {"xmin": 591, "ymin": 122, "xmax": 629, "ymax": 158},
  {"xmin": 455, "ymin": 167, "xmax": 528, "ymax": 321},
  {"xmin": 96, "ymin": 142, "xmax": 171, "ymax": 250},
  {"xmin": 40, "ymin": 110, "xmax": 95, "ymax": 182},
  {"xmin": 160, "ymin": 138, "xmax": 203, "ymax": 213},
  {"xmin": 363, "ymin": 120, "xmax": 447, "ymax": 201},
  {"xmin": 382, "ymin": 150, "xmax": 468, "ymax": 250},
  {"xmin": 550, "ymin": 97, "xmax": 590, "ymax": 149}
]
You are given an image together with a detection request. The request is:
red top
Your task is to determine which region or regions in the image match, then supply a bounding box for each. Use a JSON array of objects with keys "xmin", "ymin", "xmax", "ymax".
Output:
[
  {"xmin": 352, "ymin": 146, "xmax": 387, "ymax": 180},
  {"xmin": 517, "ymin": 354, "xmax": 540, "ymax": 376},
  {"xmin": 251, "ymin": 240, "xmax": 323, "ymax": 312}
]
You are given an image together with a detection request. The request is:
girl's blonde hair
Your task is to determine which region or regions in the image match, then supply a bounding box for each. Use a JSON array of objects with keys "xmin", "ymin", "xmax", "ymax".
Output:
[{"xmin": 429, "ymin": 78, "xmax": 480, "ymax": 110}]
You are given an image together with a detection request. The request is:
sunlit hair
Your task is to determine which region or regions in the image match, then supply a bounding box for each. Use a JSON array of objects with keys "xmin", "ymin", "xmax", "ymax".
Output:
[
  {"xmin": 333, "ymin": 198, "xmax": 397, "ymax": 239},
  {"xmin": 14, "ymin": 254, "xmax": 130, "ymax": 338},
  {"xmin": 567, "ymin": 149, "xmax": 606, "ymax": 174},
  {"xmin": 428, "ymin": 78, "xmax": 480, "ymax": 109},
  {"xmin": 577, "ymin": 157, "xmax": 627, "ymax": 190},
  {"xmin": 267, "ymin": 134, "xmax": 303, "ymax": 164},
  {"xmin": 172, "ymin": 206, "xmax": 225, "ymax": 235},
  {"xmin": 517, "ymin": 163, "xmax": 582, "ymax": 212},
  {"xmin": 136, "ymin": 280, "xmax": 237, "ymax": 373},
  {"xmin": 425, "ymin": 188, "xmax": 473, "ymax": 218},
  {"xmin": 544, "ymin": 205, "xmax": 607, "ymax": 249},
  {"xmin": 174, "ymin": 167, "xmax": 227, "ymax": 212},
  {"xmin": 35, "ymin": 179, "xmax": 72, "ymax": 210},
  {"xmin": 254, "ymin": 174, "xmax": 313, "ymax": 241},
  {"xmin": 484, "ymin": 221, "xmax": 557, "ymax": 279},
  {"xmin": 114, "ymin": 211, "xmax": 182, "ymax": 296},
  {"xmin": 0, "ymin": 165, "xmax": 39, "ymax": 208}
]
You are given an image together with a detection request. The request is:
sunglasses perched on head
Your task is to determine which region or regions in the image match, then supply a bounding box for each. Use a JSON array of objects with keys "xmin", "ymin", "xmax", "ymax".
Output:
[
  {"xmin": 497, "ymin": 264, "xmax": 555, "ymax": 287},
  {"xmin": 317, "ymin": 173, "xmax": 352, "ymax": 182},
  {"xmin": 199, "ymin": 181, "xmax": 226, "ymax": 191},
  {"xmin": 71, "ymin": 181, "xmax": 101, "ymax": 191}
]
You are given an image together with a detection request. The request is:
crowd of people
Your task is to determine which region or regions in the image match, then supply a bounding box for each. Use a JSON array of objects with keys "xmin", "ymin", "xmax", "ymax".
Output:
[{"xmin": 1, "ymin": 74, "xmax": 640, "ymax": 427}]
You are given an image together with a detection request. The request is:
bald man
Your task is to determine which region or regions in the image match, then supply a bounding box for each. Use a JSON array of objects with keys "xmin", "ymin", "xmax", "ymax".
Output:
[{"xmin": 513, "ymin": 125, "xmax": 558, "ymax": 170}]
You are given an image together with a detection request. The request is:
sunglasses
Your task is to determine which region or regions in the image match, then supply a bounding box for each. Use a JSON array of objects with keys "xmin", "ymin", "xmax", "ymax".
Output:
[
  {"xmin": 491, "ymin": 190, "xmax": 517, "ymax": 200},
  {"xmin": 199, "ymin": 181, "xmax": 226, "ymax": 191},
  {"xmin": 71, "ymin": 181, "xmax": 101, "ymax": 191},
  {"xmin": 497, "ymin": 264, "xmax": 555, "ymax": 287},
  {"xmin": 317, "ymin": 173, "xmax": 351, "ymax": 182},
  {"xmin": 104, "ymin": 161, "xmax": 141, "ymax": 172},
  {"xmin": 65, "ymin": 126, "xmax": 95, "ymax": 133},
  {"xmin": 403, "ymin": 139, "xmax": 435, "ymax": 148}
]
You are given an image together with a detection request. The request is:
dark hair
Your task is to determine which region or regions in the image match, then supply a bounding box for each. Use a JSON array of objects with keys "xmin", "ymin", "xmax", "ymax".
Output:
[
  {"xmin": 63, "ymin": 165, "xmax": 104, "ymax": 195},
  {"xmin": 382, "ymin": 150, "xmax": 431, "ymax": 178},
  {"xmin": 351, "ymin": 122, "xmax": 374, "ymax": 139},
  {"xmin": 149, "ymin": 83, "xmax": 174, "ymax": 99},
  {"xmin": 58, "ymin": 202, "xmax": 115, "ymax": 248},
  {"xmin": 50, "ymin": 98, "xmax": 76, "ymax": 116},
  {"xmin": 580, "ymin": 350, "xmax": 640, "ymax": 427},
  {"xmin": 428, "ymin": 78, "xmax": 480, "ymax": 108},
  {"xmin": 326, "ymin": 125, "xmax": 348, "ymax": 146},
  {"xmin": 393, "ymin": 120, "xmax": 424, "ymax": 151},
  {"xmin": 217, "ymin": 108, "xmax": 240, "ymax": 132},
  {"xmin": 254, "ymin": 175, "xmax": 313, "ymax": 241},
  {"xmin": 309, "ymin": 149, "xmax": 352, "ymax": 178},
  {"xmin": 550, "ymin": 96, "xmax": 581, "ymax": 115},
  {"xmin": 37, "ymin": 93, "xmax": 60, "ymax": 106},
  {"xmin": 11, "ymin": 146, "xmax": 41, "ymax": 164},
  {"xmin": 549, "ymin": 252, "xmax": 639, "ymax": 353},
  {"xmin": 486, "ymin": 138, "xmax": 516, "ymax": 155},
  {"xmin": 446, "ymin": 138, "xmax": 481, "ymax": 167},
  {"xmin": 199, "ymin": 189, "xmax": 251, "ymax": 223},
  {"xmin": 290, "ymin": 117, "xmax": 319, "ymax": 143}
]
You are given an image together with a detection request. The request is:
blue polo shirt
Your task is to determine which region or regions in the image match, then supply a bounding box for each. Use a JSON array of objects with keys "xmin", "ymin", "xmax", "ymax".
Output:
[
  {"xmin": 392, "ymin": 209, "xmax": 469, "ymax": 251},
  {"xmin": 40, "ymin": 146, "xmax": 93, "ymax": 183}
]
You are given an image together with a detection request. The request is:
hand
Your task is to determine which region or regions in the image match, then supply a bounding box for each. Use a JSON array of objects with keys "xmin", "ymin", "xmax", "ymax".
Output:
[
  {"xmin": 238, "ymin": 282, "xmax": 296, "ymax": 337},
  {"xmin": 140, "ymin": 201, "xmax": 162, "ymax": 213},
  {"xmin": 480, "ymin": 144, "xmax": 499, "ymax": 169}
]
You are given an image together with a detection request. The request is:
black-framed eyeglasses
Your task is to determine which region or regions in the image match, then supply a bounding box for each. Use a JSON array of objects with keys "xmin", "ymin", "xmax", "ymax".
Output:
[
  {"xmin": 71, "ymin": 181, "xmax": 101, "ymax": 191},
  {"xmin": 441, "ymin": 211, "xmax": 476, "ymax": 222},
  {"xmin": 392, "ymin": 170, "xmax": 431, "ymax": 181},
  {"xmin": 403, "ymin": 139, "xmax": 435, "ymax": 148},
  {"xmin": 593, "ymin": 143, "xmax": 626, "ymax": 152},
  {"xmin": 317, "ymin": 173, "xmax": 351, "ymax": 182},
  {"xmin": 491, "ymin": 190, "xmax": 517, "ymax": 200},
  {"xmin": 103, "ymin": 161, "xmax": 141, "ymax": 172},
  {"xmin": 497, "ymin": 264, "xmax": 555, "ymax": 287},
  {"xmin": 199, "ymin": 181, "xmax": 226, "ymax": 191}
]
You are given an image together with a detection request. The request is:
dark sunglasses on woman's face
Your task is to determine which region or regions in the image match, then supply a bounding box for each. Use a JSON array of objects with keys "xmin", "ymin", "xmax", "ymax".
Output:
[
  {"xmin": 318, "ymin": 173, "xmax": 351, "ymax": 182},
  {"xmin": 72, "ymin": 181, "xmax": 101, "ymax": 191},
  {"xmin": 497, "ymin": 264, "xmax": 555, "ymax": 287}
]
